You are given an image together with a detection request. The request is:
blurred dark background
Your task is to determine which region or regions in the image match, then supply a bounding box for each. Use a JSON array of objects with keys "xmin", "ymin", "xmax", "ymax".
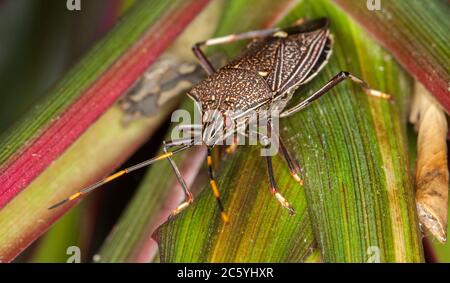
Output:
[
  {"xmin": 0, "ymin": 0, "xmax": 125, "ymax": 133},
  {"xmin": 0, "ymin": 0, "xmax": 147, "ymax": 262}
]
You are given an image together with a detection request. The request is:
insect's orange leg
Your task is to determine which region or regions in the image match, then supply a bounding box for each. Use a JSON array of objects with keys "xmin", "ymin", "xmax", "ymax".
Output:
[{"xmin": 207, "ymin": 147, "xmax": 230, "ymax": 223}]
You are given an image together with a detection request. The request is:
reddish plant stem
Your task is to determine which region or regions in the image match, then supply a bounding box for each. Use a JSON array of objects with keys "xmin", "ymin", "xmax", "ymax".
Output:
[{"xmin": 0, "ymin": 0, "xmax": 210, "ymax": 209}]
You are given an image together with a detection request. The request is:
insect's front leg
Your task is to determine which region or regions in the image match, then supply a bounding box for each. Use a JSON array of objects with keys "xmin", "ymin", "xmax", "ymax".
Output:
[
  {"xmin": 163, "ymin": 139, "xmax": 195, "ymax": 218},
  {"xmin": 260, "ymin": 124, "xmax": 295, "ymax": 215},
  {"xmin": 206, "ymin": 147, "xmax": 230, "ymax": 223},
  {"xmin": 255, "ymin": 121, "xmax": 304, "ymax": 186},
  {"xmin": 280, "ymin": 71, "xmax": 391, "ymax": 118},
  {"xmin": 225, "ymin": 120, "xmax": 241, "ymax": 154},
  {"xmin": 225, "ymin": 135, "xmax": 239, "ymax": 154},
  {"xmin": 264, "ymin": 120, "xmax": 304, "ymax": 185},
  {"xmin": 277, "ymin": 135, "xmax": 304, "ymax": 186}
]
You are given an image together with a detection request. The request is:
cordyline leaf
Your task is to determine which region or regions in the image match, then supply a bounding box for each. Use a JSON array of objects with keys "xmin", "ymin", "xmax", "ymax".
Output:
[
  {"xmin": 96, "ymin": 0, "xmax": 300, "ymax": 263},
  {"xmin": 156, "ymin": 0, "xmax": 423, "ymax": 262},
  {"xmin": 156, "ymin": 144, "xmax": 317, "ymax": 262},
  {"xmin": 97, "ymin": 99, "xmax": 207, "ymax": 263},
  {"xmin": 28, "ymin": 203, "xmax": 84, "ymax": 263},
  {"xmin": 334, "ymin": 0, "xmax": 450, "ymax": 112},
  {"xmin": 0, "ymin": 0, "xmax": 210, "ymax": 262},
  {"xmin": 95, "ymin": 1, "xmax": 222, "ymax": 262}
]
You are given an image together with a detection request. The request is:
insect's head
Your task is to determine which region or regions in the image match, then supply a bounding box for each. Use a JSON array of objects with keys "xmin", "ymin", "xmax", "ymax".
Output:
[{"xmin": 201, "ymin": 109, "xmax": 234, "ymax": 147}]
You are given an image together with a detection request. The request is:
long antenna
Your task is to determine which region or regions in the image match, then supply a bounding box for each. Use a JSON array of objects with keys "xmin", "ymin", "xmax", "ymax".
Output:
[{"xmin": 48, "ymin": 143, "xmax": 194, "ymax": 210}]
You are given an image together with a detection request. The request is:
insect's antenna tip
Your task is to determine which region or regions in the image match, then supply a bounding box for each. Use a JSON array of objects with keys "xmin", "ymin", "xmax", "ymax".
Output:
[
  {"xmin": 48, "ymin": 192, "xmax": 82, "ymax": 210},
  {"xmin": 48, "ymin": 198, "xmax": 69, "ymax": 210}
]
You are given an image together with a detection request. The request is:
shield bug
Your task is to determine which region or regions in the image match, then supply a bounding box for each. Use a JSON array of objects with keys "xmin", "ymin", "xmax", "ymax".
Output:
[{"xmin": 49, "ymin": 18, "xmax": 390, "ymax": 223}]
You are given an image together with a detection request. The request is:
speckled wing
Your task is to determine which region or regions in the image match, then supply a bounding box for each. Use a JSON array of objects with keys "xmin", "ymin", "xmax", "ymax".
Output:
[
  {"xmin": 228, "ymin": 27, "xmax": 331, "ymax": 95},
  {"xmin": 188, "ymin": 18, "xmax": 332, "ymax": 112}
]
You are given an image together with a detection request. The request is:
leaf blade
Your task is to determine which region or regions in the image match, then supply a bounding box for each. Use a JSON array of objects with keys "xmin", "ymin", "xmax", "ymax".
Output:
[
  {"xmin": 334, "ymin": 0, "xmax": 450, "ymax": 112},
  {"xmin": 0, "ymin": 0, "xmax": 210, "ymax": 262},
  {"xmin": 157, "ymin": 0, "xmax": 423, "ymax": 262},
  {"xmin": 0, "ymin": 0, "xmax": 210, "ymax": 209}
]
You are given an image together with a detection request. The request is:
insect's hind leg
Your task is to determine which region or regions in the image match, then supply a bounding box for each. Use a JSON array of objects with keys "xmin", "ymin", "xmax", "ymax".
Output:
[
  {"xmin": 280, "ymin": 71, "xmax": 391, "ymax": 118},
  {"xmin": 192, "ymin": 18, "xmax": 330, "ymax": 76},
  {"xmin": 192, "ymin": 27, "xmax": 280, "ymax": 75}
]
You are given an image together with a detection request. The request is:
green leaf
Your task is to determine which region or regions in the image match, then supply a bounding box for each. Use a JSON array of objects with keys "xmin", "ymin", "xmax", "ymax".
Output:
[
  {"xmin": 157, "ymin": 145, "xmax": 316, "ymax": 262},
  {"xmin": 156, "ymin": 0, "xmax": 423, "ymax": 262},
  {"xmin": 0, "ymin": 105, "xmax": 176, "ymax": 262},
  {"xmin": 334, "ymin": 0, "xmax": 450, "ymax": 112},
  {"xmin": 97, "ymin": 99, "xmax": 206, "ymax": 263},
  {"xmin": 0, "ymin": 0, "xmax": 209, "ymax": 262},
  {"xmin": 0, "ymin": 0, "xmax": 174, "ymax": 166},
  {"xmin": 433, "ymin": 206, "xmax": 450, "ymax": 262},
  {"xmin": 28, "ymin": 203, "xmax": 84, "ymax": 263},
  {"xmin": 96, "ymin": 0, "xmax": 299, "ymax": 263}
]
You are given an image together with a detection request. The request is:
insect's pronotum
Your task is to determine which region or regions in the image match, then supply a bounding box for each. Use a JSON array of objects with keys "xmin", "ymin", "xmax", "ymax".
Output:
[{"xmin": 49, "ymin": 18, "xmax": 390, "ymax": 223}]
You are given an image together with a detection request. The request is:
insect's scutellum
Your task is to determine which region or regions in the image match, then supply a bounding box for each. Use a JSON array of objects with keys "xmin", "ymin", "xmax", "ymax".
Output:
[{"xmin": 49, "ymin": 18, "xmax": 390, "ymax": 223}]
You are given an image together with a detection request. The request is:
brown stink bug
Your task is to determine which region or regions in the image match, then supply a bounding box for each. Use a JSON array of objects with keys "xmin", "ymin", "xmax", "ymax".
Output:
[{"xmin": 49, "ymin": 18, "xmax": 390, "ymax": 223}]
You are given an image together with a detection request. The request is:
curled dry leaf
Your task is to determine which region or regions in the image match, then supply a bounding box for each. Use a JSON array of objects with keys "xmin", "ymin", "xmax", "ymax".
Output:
[{"xmin": 410, "ymin": 82, "xmax": 449, "ymax": 243}]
